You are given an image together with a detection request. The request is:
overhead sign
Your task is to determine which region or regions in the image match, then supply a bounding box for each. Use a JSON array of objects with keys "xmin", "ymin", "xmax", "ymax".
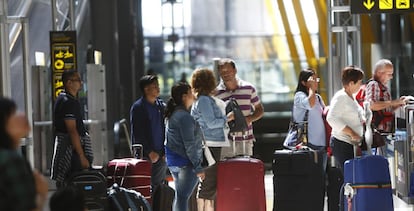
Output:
[
  {"xmin": 351, "ymin": 0, "xmax": 414, "ymax": 14},
  {"xmin": 50, "ymin": 31, "xmax": 77, "ymax": 100}
]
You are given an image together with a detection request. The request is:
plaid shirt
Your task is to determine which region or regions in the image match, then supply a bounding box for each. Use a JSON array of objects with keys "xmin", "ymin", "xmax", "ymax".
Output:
[
  {"xmin": 0, "ymin": 149, "xmax": 36, "ymax": 211},
  {"xmin": 365, "ymin": 80, "xmax": 394, "ymax": 132}
]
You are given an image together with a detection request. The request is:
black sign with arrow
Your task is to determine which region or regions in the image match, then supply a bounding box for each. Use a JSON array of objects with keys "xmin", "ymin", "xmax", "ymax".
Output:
[{"xmin": 351, "ymin": 0, "xmax": 414, "ymax": 14}]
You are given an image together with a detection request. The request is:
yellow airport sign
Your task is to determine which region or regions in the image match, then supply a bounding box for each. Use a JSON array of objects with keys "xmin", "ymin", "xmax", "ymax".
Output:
[{"xmin": 351, "ymin": 0, "xmax": 413, "ymax": 13}]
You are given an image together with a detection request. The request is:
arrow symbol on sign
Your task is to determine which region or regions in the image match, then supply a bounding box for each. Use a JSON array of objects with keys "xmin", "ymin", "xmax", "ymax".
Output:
[{"xmin": 363, "ymin": 0, "xmax": 375, "ymax": 10}]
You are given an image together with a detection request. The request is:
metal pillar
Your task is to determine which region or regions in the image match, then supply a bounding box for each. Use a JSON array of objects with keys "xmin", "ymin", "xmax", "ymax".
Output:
[
  {"xmin": 51, "ymin": 0, "xmax": 75, "ymax": 31},
  {"xmin": 0, "ymin": 0, "xmax": 11, "ymax": 96},
  {"xmin": 86, "ymin": 64, "xmax": 108, "ymax": 166},
  {"xmin": 327, "ymin": 0, "xmax": 361, "ymax": 99}
]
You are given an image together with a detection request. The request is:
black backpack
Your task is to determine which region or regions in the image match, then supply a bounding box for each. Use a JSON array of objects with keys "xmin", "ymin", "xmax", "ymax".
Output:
[
  {"xmin": 225, "ymin": 98, "xmax": 248, "ymax": 133},
  {"xmin": 107, "ymin": 183, "xmax": 151, "ymax": 211}
]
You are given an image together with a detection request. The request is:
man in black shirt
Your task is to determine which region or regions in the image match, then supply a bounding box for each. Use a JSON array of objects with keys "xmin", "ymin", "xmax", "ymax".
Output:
[{"xmin": 51, "ymin": 70, "xmax": 92, "ymax": 188}]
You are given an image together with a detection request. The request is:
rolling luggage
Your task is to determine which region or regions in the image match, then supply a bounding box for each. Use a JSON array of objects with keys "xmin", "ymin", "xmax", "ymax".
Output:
[
  {"xmin": 272, "ymin": 149, "xmax": 325, "ymax": 211},
  {"xmin": 216, "ymin": 157, "xmax": 266, "ymax": 211},
  {"xmin": 107, "ymin": 183, "xmax": 151, "ymax": 211},
  {"xmin": 66, "ymin": 169, "xmax": 108, "ymax": 211},
  {"xmin": 326, "ymin": 166, "xmax": 343, "ymax": 211},
  {"xmin": 152, "ymin": 181, "xmax": 175, "ymax": 211},
  {"xmin": 107, "ymin": 157, "xmax": 152, "ymax": 201},
  {"xmin": 343, "ymin": 155, "xmax": 393, "ymax": 211}
]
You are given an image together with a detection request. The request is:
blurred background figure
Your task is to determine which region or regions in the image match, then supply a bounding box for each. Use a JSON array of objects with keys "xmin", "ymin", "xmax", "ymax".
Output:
[{"xmin": 0, "ymin": 97, "xmax": 48, "ymax": 211}]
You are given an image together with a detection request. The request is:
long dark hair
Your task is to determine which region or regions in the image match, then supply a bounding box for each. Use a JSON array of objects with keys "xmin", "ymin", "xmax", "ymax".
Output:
[
  {"xmin": 295, "ymin": 68, "xmax": 316, "ymax": 95},
  {"xmin": 165, "ymin": 82, "xmax": 192, "ymax": 119},
  {"xmin": 0, "ymin": 97, "xmax": 17, "ymax": 149}
]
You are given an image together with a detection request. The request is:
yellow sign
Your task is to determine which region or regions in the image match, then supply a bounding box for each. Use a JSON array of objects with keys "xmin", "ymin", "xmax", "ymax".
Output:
[
  {"xmin": 364, "ymin": 0, "xmax": 375, "ymax": 10},
  {"xmin": 396, "ymin": 0, "xmax": 410, "ymax": 9},
  {"xmin": 379, "ymin": 0, "xmax": 393, "ymax": 9}
]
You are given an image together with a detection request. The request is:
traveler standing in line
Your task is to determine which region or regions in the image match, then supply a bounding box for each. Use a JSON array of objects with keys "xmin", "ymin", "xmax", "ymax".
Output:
[
  {"xmin": 327, "ymin": 66, "xmax": 365, "ymax": 173},
  {"xmin": 0, "ymin": 97, "xmax": 48, "ymax": 211},
  {"xmin": 363, "ymin": 59, "xmax": 407, "ymax": 154},
  {"xmin": 215, "ymin": 58, "xmax": 264, "ymax": 157},
  {"xmin": 190, "ymin": 68, "xmax": 234, "ymax": 211},
  {"xmin": 292, "ymin": 69, "xmax": 327, "ymax": 164},
  {"xmin": 165, "ymin": 82, "xmax": 205, "ymax": 211},
  {"xmin": 130, "ymin": 74, "xmax": 168, "ymax": 193},
  {"xmin": 51, "ymin": 70, "xmax": 93, "ymax": 188}
]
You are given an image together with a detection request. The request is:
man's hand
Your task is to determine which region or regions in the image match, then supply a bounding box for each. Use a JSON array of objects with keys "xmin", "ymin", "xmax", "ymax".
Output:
[
  {"xmin": 148, "ymin": 151, "xmax": 160, "ymax": 163},
  {"xmin": 80, "ymin": 154, "xmax": 90, "ymax": 169}
]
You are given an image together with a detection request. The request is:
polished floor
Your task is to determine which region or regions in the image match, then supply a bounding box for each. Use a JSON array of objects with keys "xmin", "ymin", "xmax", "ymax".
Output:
[{"xmin": 42, "ymin": 171, "xmax": 414, "ymax": 211}]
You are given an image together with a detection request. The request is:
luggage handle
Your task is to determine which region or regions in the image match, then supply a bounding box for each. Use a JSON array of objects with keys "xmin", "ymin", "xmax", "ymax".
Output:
[{"xmin": 132, "ymin": 144, "xmax": 144, "ymax": 159}]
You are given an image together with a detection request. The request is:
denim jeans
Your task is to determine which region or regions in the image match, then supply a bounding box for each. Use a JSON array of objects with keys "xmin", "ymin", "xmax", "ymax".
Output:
[
  {"xmin": 169, "ymin": 165, "xmax": 199, "ymax": 211},
  {"xmin": 151, "ymin": 158, "xmax": 168, "ymax": 194}
]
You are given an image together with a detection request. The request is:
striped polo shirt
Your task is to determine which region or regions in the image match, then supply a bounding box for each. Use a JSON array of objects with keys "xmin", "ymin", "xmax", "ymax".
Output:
[{"xmin": 215, "ymin": 78, "xmax": 261, "ymax": 142}]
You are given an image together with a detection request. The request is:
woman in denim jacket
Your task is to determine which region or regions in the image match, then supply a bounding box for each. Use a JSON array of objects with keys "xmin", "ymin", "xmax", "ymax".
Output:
[
  {"xmin": 165, "ymin": 82, "xmax": 205, "ymax": 211},
  {"xmin": 190, "ymin": 68, "xmax": 233, "ymax": 210}
]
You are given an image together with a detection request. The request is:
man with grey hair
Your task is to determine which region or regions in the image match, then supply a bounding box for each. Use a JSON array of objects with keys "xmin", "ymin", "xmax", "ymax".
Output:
[
  {"xmin": 365, "ymin": 59, "xmax": 406, "ymax": 132},
  {"xmin": 363, "ymin": 59, "xmax": 407, "ymax": 154}
]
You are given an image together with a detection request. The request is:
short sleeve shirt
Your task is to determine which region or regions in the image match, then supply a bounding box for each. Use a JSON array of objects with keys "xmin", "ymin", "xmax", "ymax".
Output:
[
  {"xmin": 53, "ymin": 92, "xmax": 86, "ymax": 135},
  {"xmin": 215, "ymin": 78, "xmax": 261, "ymax": 142},
  {"xmin": 364, "ymin": 80, "xmax": 393, "ymax": 132}
]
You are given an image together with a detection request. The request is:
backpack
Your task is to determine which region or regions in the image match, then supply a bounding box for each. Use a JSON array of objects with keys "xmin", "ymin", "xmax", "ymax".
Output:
[{"xmin": 225, "ymin": 98, "xmax": 248, "ymax": 133}]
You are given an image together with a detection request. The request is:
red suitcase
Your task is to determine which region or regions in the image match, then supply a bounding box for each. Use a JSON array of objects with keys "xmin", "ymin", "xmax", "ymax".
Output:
[
  {"xmin": 107, "ymin": 158, "xmax": 152, "ymax": 201},
  {"xmin": 216, "ymin": 157, "xmax": 266, "ymax": 211}
]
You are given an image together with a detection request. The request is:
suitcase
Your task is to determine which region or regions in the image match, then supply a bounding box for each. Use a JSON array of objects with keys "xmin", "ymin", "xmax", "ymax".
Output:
[
  {"xmin": 66, "ymin": 169, "xmax": 108, "ymax": 211},
  {"xmin": 107, "ymin": 158, "xmax": 152, "ymax": 202},
  {"xmin": 343, "ymin": 155, "xmax": 393, "ymax": 211},
  {"xmin": 216, "ymin": 157, "xmax": 266, "ymax": 211},
  {"xmin": 107, "ymin": 183, "xmax": 151, "ymax": 211},
  {"xmin": 272, "ymin": 149, "xmax": 325, "ymax": 211},
  {"xmin": 326, "ymin": 166, "xmax": 343, "ymax": 211},
  {"xmin": 152, "ymin": 181, "xmax": 175, "ymax": 211}
]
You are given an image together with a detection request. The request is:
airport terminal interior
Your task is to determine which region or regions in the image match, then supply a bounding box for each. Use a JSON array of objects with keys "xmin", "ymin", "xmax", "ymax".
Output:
[{"xmin": 2, "ymin": 0, "xmax": 414, "ymax": 210}]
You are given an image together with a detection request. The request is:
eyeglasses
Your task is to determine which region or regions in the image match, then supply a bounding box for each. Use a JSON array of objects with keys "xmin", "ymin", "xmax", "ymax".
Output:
[
  {"xmin": 69, "ymin": 78, "xmax": 82, "ymax": 82},
  {"xmin": 307, "ymin": 77, "xmax": 320, "ymax": 82}
]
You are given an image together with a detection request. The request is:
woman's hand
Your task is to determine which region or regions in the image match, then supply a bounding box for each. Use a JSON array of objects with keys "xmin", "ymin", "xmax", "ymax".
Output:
[
  {"xmin": 226, "ymin": 111, "xmax": 234, "ymax": 122},
  {"xmin": 197, "ymin": 172, "xmax": 205, "ymax": 181}
]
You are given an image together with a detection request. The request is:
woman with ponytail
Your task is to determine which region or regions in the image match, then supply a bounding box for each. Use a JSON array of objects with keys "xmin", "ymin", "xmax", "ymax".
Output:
[{"xmin": 164, "ymin": 82, "xmax": 205, "ymax": 211}]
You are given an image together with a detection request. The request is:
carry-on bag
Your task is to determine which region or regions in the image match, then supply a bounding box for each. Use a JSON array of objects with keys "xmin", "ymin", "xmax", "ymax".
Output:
[
  {"xmin": 216, "ymin": 157, "xmax": 266, "ymax": 211},
  {"xmin": 152, "ymin": 180, "xmax": 175, "ymax": 211},
  {"xmin": 107, "ymin": 157, "xmax": 152, "ymax": 201},
  {"xmin": 272, "ymin": 149, "xmax": 325, "ymax": 211},
  {"xmin": 107, "ymin": 183, "xmax": 151, "ymax": 211},
  {"xmin": 343, "ymin": 153, "xmax": 393, "ymax": 211},
  {"xmin": 326, "ymin": 165, "xmax": 343, "ymax": 211},
  {"xmin": 108, "ymin": 129, "xmax": 153, "ymax": 202},
  {"xmin": 66, "ymin": 169, "xmax": 108, "ymax": 211}
]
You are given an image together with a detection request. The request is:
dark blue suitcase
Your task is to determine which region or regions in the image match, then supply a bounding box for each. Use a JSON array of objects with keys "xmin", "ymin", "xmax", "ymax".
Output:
[{"xmin": 343, "ymin": 155, "xmax": 393, "ymax": 211}]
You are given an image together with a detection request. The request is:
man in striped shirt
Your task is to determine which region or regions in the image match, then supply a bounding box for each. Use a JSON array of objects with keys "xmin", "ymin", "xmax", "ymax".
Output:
[{"xmin": 215, "ymin": 58, "xmax": 264, "ymax": 157}]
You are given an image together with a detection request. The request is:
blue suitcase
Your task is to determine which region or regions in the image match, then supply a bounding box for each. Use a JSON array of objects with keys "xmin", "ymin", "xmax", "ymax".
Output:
[{"xmin": 343, "ymin": 155, "xmax": 393, "ymax": 211}]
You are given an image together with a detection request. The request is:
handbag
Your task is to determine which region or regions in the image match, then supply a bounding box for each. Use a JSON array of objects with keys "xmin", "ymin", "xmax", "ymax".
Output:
[
  {"xmin": 199, "ymin": 127, "xmax": 216, "ymax": 167},
  {"xmin": 360, "ymin": 127, "xmax": 386, "ymax": 150},
  {"xmin": 283, "ymin": 110, "xmax": 309, "ymax": 149}
]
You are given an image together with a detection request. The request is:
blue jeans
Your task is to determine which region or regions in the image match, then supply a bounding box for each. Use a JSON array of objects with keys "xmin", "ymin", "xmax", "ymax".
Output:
[{"xmin": 169, "ymin": 166, "xmax": 199, "ymax": 211}]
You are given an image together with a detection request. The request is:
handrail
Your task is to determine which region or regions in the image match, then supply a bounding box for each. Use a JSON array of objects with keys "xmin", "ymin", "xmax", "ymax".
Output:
[{"xmin": 113, "ymin": 118, "xmax": 132, "ymax": 157}]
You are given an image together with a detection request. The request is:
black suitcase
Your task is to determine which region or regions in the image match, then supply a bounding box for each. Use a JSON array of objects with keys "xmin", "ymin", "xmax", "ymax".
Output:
[
  {"xmin": 152, "ymin": 182, "xmax": 175, "ymax": 211},
  {"xmin": 107, "ymin": 183, "xmax": 151, "ymax": 211},
  {"xmin": 66, "ymin": 169, "xmax": 108, "ymax": 211},
  {"xmin": 272, "ymin": 149, "xmax": 325, "ymax": 211},
  {"xmin": 326, "ymin": 166, "xmax": 343, "ymax": 211}
]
